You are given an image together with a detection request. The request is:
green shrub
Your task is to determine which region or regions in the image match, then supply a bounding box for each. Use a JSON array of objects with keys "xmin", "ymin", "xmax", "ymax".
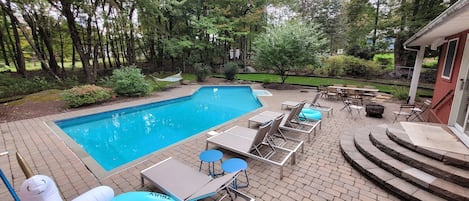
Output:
[
  {"xmin": 223, "ymin": 62, "xmax": 238, "ymax": 81},
  {"xmin": 97, "ymin": 76, "xmax": 114, "ymax": 88},
  {"xmin": 62, "ymin": 85, "xmax": 113, "ymax": 108},
  {"xmin": 374, "ymin": 55, "xmax": 394, "ymax": 70},
  {"xmin": 110, "ymin": 66, "xmax": 150, "ymax": 97},
  {"xmin": 324, "ymin": 55, "xmax": 382, "ymax": 78},
  {"xmin": 346, "ymin": 45, "xmax": 375, "ymax": 60},
  {"xmin": 194, "ymin": 63, "xmax": 211, "ymax": 82},
  {"xmin": 322, "ymin": 56, "xmax": 346, "ymax": 76},
  {"xmin": 391, "ymin": 86, "xmax": 409, "ymax": 100}
]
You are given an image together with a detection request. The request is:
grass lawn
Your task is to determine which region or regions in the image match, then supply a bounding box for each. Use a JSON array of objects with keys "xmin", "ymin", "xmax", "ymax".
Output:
[{"xmin": 232, "ymin": 73, "xmax": 434, "ymax": 98}]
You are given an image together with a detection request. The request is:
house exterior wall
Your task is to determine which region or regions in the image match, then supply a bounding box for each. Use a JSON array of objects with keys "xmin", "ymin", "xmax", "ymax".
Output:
[{"xmin": 429, "ymin": 30, "xmax": 469, "ymax": 123}]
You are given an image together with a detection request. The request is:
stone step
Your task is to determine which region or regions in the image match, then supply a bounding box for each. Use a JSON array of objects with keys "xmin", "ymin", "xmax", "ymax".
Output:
[
  {"xmin": 386, "ymin": 125, "xmax": 469, "ymax": 169},
  {"xmin": 340, "ymin": 131, "xmax": 446, "ymax": 201},
  {"xmin": 370, "ymin": 127, "xmax": 469, "ymax": 188},
  {"xmin": 353, "ymin": 128, "xmax": 469, "ymax": 201}
]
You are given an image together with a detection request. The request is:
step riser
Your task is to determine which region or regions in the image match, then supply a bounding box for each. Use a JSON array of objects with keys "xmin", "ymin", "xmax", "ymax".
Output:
[
  {"xmin": 370, "ymin": 133, "xmax": 469, "ymax": 188},
  {"xmin": 386, "ymin": 129, "xmax": 444, "ymax": 161},
  {"xmin": 354, "ymin": 133, "xmax": 468, "ymax": 201},
  {"xmin": 340, "ymin": 134, "xmax": 424, "ymax": 201},
  {"xmin": 386, "ymin": 128, "xmax": 469, "ymax": 169}
]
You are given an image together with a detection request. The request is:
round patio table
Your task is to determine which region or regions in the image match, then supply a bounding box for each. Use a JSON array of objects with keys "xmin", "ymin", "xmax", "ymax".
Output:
[
  {"xmin": 221, "ymin": 158, "xmax": 249, "ymax": 189},
  {"xmin": 199, "ymin": 149, "xmax": 223, "ymax": 177}
]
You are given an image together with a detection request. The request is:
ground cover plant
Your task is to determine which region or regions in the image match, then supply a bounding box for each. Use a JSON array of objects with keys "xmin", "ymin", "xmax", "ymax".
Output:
[{"xmin": 61, "ymin": 85, "xmax": 113, "ymax": 108}]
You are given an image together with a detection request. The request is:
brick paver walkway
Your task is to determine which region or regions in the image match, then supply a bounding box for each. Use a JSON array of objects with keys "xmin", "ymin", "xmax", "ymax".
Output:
[{"xmin": 0, "ymin": 83, "xmax": 402, "ymax": 201}]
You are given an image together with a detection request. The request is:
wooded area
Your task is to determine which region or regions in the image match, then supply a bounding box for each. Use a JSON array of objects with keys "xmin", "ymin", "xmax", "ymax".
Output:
[{"xmin": 0, "ymin": 0, "xmax": 458, "ymax": 84}]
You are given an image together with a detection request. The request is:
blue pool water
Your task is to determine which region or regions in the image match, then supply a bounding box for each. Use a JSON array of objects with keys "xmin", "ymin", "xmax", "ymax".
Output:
[{"xmin": 55, "ymin": 86, "xmax": 262, "ymax": 171}]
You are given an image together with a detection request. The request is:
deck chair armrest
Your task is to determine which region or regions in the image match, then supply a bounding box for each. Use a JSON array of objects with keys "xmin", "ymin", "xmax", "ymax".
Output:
[
  {"xmin": 400, "ymin": 104, "xmax": 416, "ymax": 108},
  {"xmin": 186, "ymin": 172, "xmax": 239, "ymax": 201}
]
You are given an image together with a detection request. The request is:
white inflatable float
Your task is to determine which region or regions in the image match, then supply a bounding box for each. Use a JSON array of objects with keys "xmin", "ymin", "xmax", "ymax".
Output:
[{"xmin": 19, "ymin": 175, "xmax": 114, "ymax": 201}]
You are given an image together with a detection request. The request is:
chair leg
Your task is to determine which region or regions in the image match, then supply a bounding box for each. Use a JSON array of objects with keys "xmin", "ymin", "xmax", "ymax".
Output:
[
  {"xmin": 238, "ymin": 170, "xmax": 249, "ymax": 189},
  {"xmin": 393, "ymin": 114, "xmax": 398, "ymax": 123}
]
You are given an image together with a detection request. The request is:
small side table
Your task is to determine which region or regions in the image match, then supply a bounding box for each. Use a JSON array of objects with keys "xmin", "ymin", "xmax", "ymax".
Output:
[
  {"xmin": 221, "ymin": 158, "xmax": 249, "ymax": 189},
  {"xmin": 199, "ymin": 149, "xmax": 223, "ymax": 177}
]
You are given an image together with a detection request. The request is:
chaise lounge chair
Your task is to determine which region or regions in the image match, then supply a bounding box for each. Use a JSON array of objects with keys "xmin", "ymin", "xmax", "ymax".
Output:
[
  {"xmin": 281, "ymin": 93, "xmax": 334, "ymax": 117},
  {"xmin": 267, "ymin": 113, "xmax": 305, "ymax": 154},
  {"xmin": 141, "ymin": 157, "xmax": 247, "ymax": 201},
  {"xmin": 206, "ymin": 122, "xmax": 295, "ymax": 179},
  {"xmin": 280, "ymin": 104, "xmax": 321, "ymax": 142},
  {"xmin": 259, "ymin": 114, "xmax": 304, "ymax": 165},
  {"xmin": 257, "ymin": 103, "xmax": 320, "ymax": 143}
]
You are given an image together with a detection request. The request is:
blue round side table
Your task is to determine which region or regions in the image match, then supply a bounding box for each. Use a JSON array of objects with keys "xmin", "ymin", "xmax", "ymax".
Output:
[
  {"xmin": 221, "ymin": 158, "xmax": 249, "ymax": 189},
  {"xmin": 199, "ymin": 149, "xmax": 223, "ymax": 177}
]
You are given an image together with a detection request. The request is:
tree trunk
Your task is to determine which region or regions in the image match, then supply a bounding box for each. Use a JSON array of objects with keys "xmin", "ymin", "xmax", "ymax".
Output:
[
  {"xmin": 127, "ymin": 5, "xmax": 136, "ymax": 64},
  {"xmin": 95, "ymin": 20, "xmax": 106, "ymax": 69},
  {"xmin": 106, "ymin": 35, "xmax": 113, "ymax": 68},
  {"xmin": 0, "ymin": 1, "xmax": 26, "ymax": 77},
  {"xmin": 394, "ymin": 0, "xmax": 407, "ymax": 72},
  {"xmin": 0, "ymin": 28, "xmax": 9, "ymax": 66},
  {"xmin": 111, "ymin": 37, "xmax": 120, "ymax": 67},
  {"xmin": 29, "ymin": 20, "xmax": 47, "ymax": 71},
  {"xmin": 119, "ymin": 34, "xmax": 127, "ymax": 65},
  {"xmin": 83, "ymin": 13, "xmax": 98, "ymax": 80},
  {"xmin": 72, "ymin": 46, "xmax": 76, "ymax": 71},
  {"xmin": 149, "ymin": 38, "xmax": 157, "ymax": 70},
  {"xmin": 59, "ymin": 28, "xmax": 65, "ymax": 75},
  {"xmin": 23, "ymin": 12, "xmax": 50, "ymax": 73},
  {"xmin": 61, "ymin": 0, "xmax": 92, "ymax": 82},
  {"xmin": 39, "ymin": 26, "xmax": 60, "ymax": 75},
  {"xmin": 92, "ymin": 44, "xmax": 99, "ymax": 80},
  {"xmin": 3, "ymin": 12, "xmax": 17, "ymax": 70}
]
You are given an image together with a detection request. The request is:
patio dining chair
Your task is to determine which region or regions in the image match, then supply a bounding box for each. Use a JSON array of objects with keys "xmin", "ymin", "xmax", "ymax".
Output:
[
  {"xmin": 392, "ymin": 104, "xmax": 416, "ymax": 123},
  {"xmin": 409, "ymin": 99, "xmax": 432, "ymax": 121},
  {"xmin": 326, "ymin": 87, "xmax": 340, "ymax": 100}
]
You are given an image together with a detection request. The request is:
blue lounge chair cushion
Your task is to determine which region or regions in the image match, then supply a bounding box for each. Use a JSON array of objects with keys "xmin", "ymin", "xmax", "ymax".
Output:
[
  {"xmin": 299, "ymin": 109, "xmax": 322, "ymax": 120},
  {"xmin": 112, "ymin": 192, "xmax": 174, "ymax": 201}
]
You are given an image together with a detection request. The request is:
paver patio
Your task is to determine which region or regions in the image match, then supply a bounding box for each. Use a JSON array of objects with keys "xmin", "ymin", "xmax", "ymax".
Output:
[{"xmin": 0, "ymin": 83, "xmax": 402, "ymax": 201}]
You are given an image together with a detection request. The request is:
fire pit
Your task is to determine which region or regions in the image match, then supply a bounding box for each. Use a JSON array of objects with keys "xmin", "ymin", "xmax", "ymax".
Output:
[{"xmin": 366, "ymin": 104, "xmax": 385, "ymax": 118}]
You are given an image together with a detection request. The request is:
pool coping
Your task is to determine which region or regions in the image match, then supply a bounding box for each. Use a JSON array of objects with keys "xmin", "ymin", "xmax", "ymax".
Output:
[{"xmin": 44, "ymin": 85, "xmax": 267, "ymax": 179}]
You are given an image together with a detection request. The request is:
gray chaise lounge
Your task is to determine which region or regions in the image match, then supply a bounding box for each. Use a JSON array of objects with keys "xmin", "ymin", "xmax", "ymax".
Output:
[
  {"xmin": 206, "ymin": 122, "xmax": 295, "ymax": 179},
  {"xmin": 141, "ymin": 157, "xmax": 246, "ymax": 201}
]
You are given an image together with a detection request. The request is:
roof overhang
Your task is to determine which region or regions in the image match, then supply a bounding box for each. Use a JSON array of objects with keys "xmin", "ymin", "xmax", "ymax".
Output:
[{"xmin": 404, "ymin": 0, "xmax": 469, "ymax": 48}]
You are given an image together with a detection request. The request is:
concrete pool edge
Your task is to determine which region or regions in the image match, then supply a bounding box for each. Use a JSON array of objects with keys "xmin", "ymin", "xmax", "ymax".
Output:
[{"xmin": 45, "ymin": 85, "xmax": 267, "ymax": 179}]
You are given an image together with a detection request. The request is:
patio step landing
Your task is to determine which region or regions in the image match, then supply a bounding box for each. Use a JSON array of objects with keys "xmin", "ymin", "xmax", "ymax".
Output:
[{"xmin": 340, "ymin": 125, "xmax": 469, "ymax": 201}]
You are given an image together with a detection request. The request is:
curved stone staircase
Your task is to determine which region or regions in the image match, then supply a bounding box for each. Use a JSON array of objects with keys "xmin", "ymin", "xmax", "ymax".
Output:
[{"xmin": 340, "ymin": 125, "xmax": 469, "ymax": 201}]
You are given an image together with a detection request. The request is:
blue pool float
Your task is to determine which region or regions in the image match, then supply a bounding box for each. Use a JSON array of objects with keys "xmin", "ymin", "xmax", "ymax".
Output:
[
  {"xmin": 112, "ymin": 192, "xmax": 175, "ymax": 201},
  {"xmin": 299, "ymin": 108, "xmax": 322, "ymax": 120}
]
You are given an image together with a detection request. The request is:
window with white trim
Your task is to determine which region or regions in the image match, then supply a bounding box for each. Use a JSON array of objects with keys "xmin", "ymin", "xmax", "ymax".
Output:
[{"xmin": 442, "ymin": 39, "xmax": 458, "ymax": 79}]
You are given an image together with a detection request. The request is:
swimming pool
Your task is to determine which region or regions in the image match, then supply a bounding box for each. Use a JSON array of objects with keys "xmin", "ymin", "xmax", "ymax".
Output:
[{"xmin": 55, "ymin": 86, "xmax": 262, "ymax": 171}]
